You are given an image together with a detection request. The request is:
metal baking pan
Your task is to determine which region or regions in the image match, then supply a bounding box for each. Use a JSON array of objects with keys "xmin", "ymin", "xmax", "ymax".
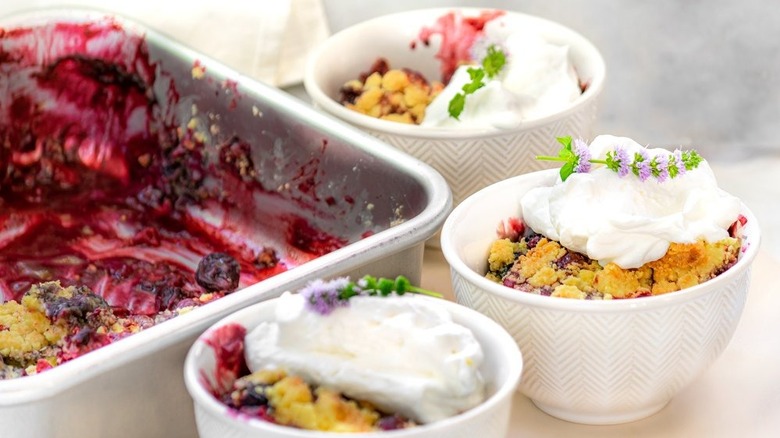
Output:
[{"xmin": 0, "ymin": 9, "xmax": 450, "ymax": 438}]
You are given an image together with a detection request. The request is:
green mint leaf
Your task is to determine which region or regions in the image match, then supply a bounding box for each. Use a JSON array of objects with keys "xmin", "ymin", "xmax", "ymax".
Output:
[
  {"xmin": 377, "ymin": 278, "xmax": 394, "ymax": 296},
  {"xmin": 557, "ymin": 137, "xmax": 574, "ymax": 161},
  {"xmin": 361, "ymin": 275, "xmax": 377, "ymax": 290},
  {"xmin": 560, "ymin": 161, "xmax": 575, "ymax": 181},
  {"xmin": 482, "ymin": 45, "xmax": 506, "ymax": 78},
  {"xmin": 556, "ymin": 136, "xmax": 573, "ymax": 149},
  {"xmin": 394, "ymin": 276, "xmax": 410, "ymax": 294},
  {"xmin": 462, "ymin": 81, "xmax": 485, "ymax": 94},
  {"xmin": 447, "ymin": 46, "xmax": 507, "ymax": 120},
  {"xmin": 682, "ymin": 150, "xmax": 703, "ymax": 170},
  {"xmin": 668, "ymin": 157, "xmax": 680, "ymax": 178},
  {"xmin": 448, "ymin": 92, "xmax": 466, "ymax": 119},
  {"xmin": 605, "ymin": 150, "xmax": 620, "ymax": 172},
  {"xmin": 339, "ymin": 283, "xmax": 358, "ymax": 300},
  {"xmin": 466, "ymin": 67, "xmax": 485, "ymax": 82},
  {"xmin": 462, "ymin": 68, "xmax": 486, "ymax": 93}
]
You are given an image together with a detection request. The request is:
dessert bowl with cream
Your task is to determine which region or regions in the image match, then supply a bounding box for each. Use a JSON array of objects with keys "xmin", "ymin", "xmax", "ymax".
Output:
[
  {"xmin": 304, "ymin": 8, "xmax": 606, "ymax": 212},
  {"xmin": 184, "ymin": 275, "xmax": 523, "ymax": 437},
  {"xmin": 441, "ymin": 135, "xmax": 760, "ymax": 424}
]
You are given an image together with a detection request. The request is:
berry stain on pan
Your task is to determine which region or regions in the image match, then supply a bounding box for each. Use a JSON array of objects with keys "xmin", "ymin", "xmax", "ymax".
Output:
[{"xmin": 0, "ymin": 17, "xmax": 350, "ymax": 377}]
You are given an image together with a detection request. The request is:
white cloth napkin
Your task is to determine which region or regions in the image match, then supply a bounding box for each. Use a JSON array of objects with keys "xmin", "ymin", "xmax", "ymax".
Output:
[{"xmin": 0, "ymin": 0, "xmax": 330, "ymax": 87}]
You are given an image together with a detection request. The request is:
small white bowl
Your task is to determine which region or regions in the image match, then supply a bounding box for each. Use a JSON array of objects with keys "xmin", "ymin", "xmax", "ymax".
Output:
[
  {"xmin": 304, "ymin": 7, "xmax": 606, "ymax": 210},
  {"xmin": 441, "ymin": 169, "xmax": 760, "ymax": 425},
  {"xmin": 184, "ymin": 295, "xmax": 523, "ymax": 438}
]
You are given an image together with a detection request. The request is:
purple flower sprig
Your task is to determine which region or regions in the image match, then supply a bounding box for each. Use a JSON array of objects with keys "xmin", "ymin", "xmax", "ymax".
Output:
[
  {"xmin": 536, "ymin": 136, "xmax": 704, "ymax": 182},
  {"xmin": 300, "ymin": 275, "xmax": 442, "ymax": 315}
]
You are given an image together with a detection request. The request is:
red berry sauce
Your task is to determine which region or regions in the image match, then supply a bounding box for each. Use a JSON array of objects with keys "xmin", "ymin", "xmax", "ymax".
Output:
[
  {"xmin": 416, "ymin": 9, "xmax": 505, "ymax": 83},
  {"xmin": 0, "ymin": 18, "xmax": 346, "ymax": 318}
]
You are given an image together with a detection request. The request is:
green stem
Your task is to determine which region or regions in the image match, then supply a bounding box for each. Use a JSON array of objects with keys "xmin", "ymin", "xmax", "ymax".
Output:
[
  {"xmin": 537, "ymin": 156, "xmax": 610, "ymax": 165},
  {"xmin": 408, "ymin": 286, "xmax": 444, "ymax": 298},
  {"xmin": 536, "ymin": 155, "xmax": 566, "ymax": 162}
]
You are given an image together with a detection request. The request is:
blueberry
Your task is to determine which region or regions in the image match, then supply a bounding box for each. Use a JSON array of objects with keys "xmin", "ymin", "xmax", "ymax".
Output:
[
  {"xmin": 241, "ymin": 384, "xmax": 269, "ymax": 406},
  {"xmin": 555, "ymin": 252, "xmax": 588, "ymax": 269},
  {"xmin": 526, "ymin": 233, "xmax": 542, "ymax": 249},
  {"xmin": 196, "ymin": 253, "xmax": 240, "ymax": 292},
  {"xmin": 37, "ymin": 284, "xmax": 109, "ymax": 323},
  {"xmin": 156, "ymin": 285, "xmax": 182, "ymax": 311},
  {"xmin": 377, "ymin": 415, "xmax": 407, "ymax": 430}
]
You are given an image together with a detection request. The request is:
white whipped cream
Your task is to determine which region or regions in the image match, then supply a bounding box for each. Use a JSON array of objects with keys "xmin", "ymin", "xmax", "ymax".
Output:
[
  {"xmin": 244, "ymin": 292, "xmax": 485, "ymax": 424},
  {"xmin": 521, "ymin": 135, "xmax": 742, "ymax": 269},
  {"xmin": 421, "ymin": 21, "xmax": 581, "ymax": 129}
]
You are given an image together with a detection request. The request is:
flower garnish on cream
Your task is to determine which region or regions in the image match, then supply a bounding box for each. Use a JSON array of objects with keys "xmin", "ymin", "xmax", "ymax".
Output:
[
  {"xmin": 301, "ymin": 275, "xmax": 442, "ymax": 315},
  {"xmin": 419, "ymin": 13, "xmax": 583, "ymax": 129},
  {"xmin": 244, "ymin": 276, "xmax": 484, "ymax": 424},
  {"xmin": 537, "ymin": 136, "xmax": 704, "ymax": 182},
  {"xmin": 522, "ymin": 135, "xmax": 742, "ymax": 269},
  {"xmin": 448, "ymin": 45, "xmax": 507, "ymax": 119}
]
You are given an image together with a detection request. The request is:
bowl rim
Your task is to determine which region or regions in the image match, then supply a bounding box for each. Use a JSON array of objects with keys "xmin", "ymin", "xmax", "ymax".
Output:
[
  {"xmin": 184, "ymin": 295, "xmax": 523, "ymax": 437},
  {"xmin": 303, "ymin": 7, "xmax": 606, "ymax": 140},
  {"xmin": 440, "ymin": 168, "xmax": 761, "ymax": 313}
]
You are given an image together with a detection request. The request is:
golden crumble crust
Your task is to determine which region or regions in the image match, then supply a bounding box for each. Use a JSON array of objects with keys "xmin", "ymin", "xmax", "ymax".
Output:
[
  {"xmin": 0, "ymin": 281, "xmax": 146, "ymax": 377},
  {"xmin": 229, "ymin": 369, "xmax": 409, "ymax": 432},
  {"xmin": 517, "ymin": 239, "xmax": 566, "ymax": 284},
  {"xmin": 648, "ymin": 237, "xmax": 740, "ymax": 295},
  {"xmin": 551, "ymin": 284, "xmax": 587, "ymax": 299},
  {"xmin": 339, "ymin": 59, "xmax": 443, "ymax": 124},
  {"xmin": 0, "ymin": 299, "xmax": 67, "ymax": 363},
  {"xmin": 594, "ymin": 263, "xmax": 652, "ymax": 298},
  {"xmin": 487, "ymin": 233, "xmax": 741, "ymax": 300},
  {"xmin": 487, "ymin": 238, "xmax": 523, "ymax": 273}
]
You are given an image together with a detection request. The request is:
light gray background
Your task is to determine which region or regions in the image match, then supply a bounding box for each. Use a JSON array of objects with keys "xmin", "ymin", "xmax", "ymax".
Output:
[{"xmin": 323, "ymin": 0, "xmax": 780, "ymax": 160}]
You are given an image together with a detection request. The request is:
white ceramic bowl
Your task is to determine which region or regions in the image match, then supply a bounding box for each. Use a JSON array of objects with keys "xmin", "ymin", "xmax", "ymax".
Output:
[
  {"xmin": 304, "ymin": 7, "xmax": 606, "ymax": 210},
  {"xmin": 184, "ymin": 295, "xmax": 523, "ymax": 438},
  {"xmin": 441, "ymin": 169, "xmax": 760, "ymax": 425}
]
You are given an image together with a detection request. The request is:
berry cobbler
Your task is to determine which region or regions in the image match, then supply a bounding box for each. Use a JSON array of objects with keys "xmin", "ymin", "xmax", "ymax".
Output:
[
  {"xmin": 202, "ymin": 276, "xmax": 485, "ymax": 432},
  {"xmin": 485, "ymin": 135, "xmax": 747, "ymax": 299}
]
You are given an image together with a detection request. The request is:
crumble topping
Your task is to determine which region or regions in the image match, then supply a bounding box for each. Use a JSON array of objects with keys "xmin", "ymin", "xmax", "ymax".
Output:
[
  {"xmin": 339, "ymin": 59, "xmax": 443, "ymax": 124},
  {"xmin": 486, "ymin": 231, "xmax": 742, "ymax": 300}
]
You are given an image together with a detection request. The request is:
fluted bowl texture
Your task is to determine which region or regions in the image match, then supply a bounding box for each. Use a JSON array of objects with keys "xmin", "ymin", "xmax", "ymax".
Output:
[
  {"xmin": 441, "ymin": 169, "xmax": 759, "ymax": 424},
  {"xmin": 184, "ymin": 296, "xmax": 523, "ymax": 438},
  {"xmin": 304, "ymin": 7, "xmax": 606, "ymax": 209}
]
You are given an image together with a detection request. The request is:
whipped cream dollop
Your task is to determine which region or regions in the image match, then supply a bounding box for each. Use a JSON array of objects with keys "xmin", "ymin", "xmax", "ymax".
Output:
[
  {"xmin": 421, "ymin": 20, "xmax": 581, "ymax": 129},
  {"xmin": 244, "ymin": 292, "xmax": 485, "ymax": 424},
  {"xmin": 521, "ymin": 135, "xmax": 742, "ymax": 269}
]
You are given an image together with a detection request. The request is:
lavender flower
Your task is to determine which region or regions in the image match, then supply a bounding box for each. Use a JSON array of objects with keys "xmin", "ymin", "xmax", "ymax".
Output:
[
  {"xmin": 618, "ymin": 147, "xmax": 631, "ymax": 177},
  {"xmin": 606, "ymin": 146, "xmax": 631, "ymax": 177},
  {"xmin": 633, "ymin": 149, "xmax": 652, "ymax": 181},
  {"xmin": 573, "ymin": 138, "xmax": 592, "ymax": 174},
  {"xmin": 536, "ymin": 136, "xmax": 705, "ymax": 182},
  {"xmin": 301, "ymin": 278, "xmax": 351, "ymax": 315},
  {"xmin": 652, "ymin": 154, "xmax": 670, "ymax": 183},
  {"xmin": 300, "ymin": 275, "xmax": 442, "ymax": 315}
]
